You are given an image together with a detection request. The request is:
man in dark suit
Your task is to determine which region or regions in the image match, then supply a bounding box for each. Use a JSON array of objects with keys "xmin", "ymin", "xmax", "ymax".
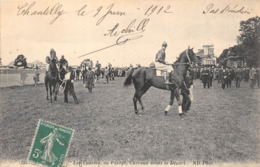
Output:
[
  {"xmin": 181, "ymin": 70, "xmax": 193, "ymax": 112},
  {"xmin": 235, "ymin": 67, "xmax": 243, "ymax": 88},
  {"xmin": 62, "ymin": 66, "xmax": 79, "ymax": 104},
  {"xmin": 201, "ymin": 67, "xmax": 210, "ymax": 88},
  {"xmin": 221, "ymin": 68, "xmax": 229, "ymax": 89}
]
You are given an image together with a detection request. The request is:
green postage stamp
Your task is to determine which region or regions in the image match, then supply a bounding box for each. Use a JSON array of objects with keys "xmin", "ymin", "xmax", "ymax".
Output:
[{"xmin": 28, "ymin": 120, "xmax": 74, "ymax": 167}]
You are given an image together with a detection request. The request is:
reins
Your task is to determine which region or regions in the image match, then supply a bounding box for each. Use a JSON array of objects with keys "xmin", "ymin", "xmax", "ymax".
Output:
[{"xmin": 167, "ymin": 49, "xmax": 192, "ymax": 66}]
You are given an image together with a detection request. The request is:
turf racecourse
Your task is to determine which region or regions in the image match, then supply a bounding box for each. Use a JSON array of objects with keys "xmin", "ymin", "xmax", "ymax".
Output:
[{"xmin": 0, "ymin": 77, "xmax": 259, "ymax": 164}]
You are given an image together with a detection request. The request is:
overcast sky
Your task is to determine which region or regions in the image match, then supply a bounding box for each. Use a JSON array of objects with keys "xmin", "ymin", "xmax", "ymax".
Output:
[{"xmin": 1, "ymin": 0, "xmax": 259, "ymax": 67}]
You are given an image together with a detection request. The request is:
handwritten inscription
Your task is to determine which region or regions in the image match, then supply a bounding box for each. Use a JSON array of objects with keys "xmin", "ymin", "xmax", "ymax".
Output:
[
  {"xmin": 144, "ymin": 5, "xmax": 172, "ymax": 16},
  {"xmin": 104, "ymin": 19, "xmax": 149, "ymax": 37},
  {"xmin": 76, "ymin": 3, "xmax": 171, "ymax": 58},
  {"xmin": 94, "ymin": 3, "xmax": 126, "ymax": 26},
  {"xmin": 76, "ymin": 3, "xmax": 126, "ymax": 26},
  {"xmin": 17, "ymin": 2, "xmax": 66, "ymax": 25},
  {"xmin": 203, "ymin": 4, "xmax": 250, "ymax": 15}
]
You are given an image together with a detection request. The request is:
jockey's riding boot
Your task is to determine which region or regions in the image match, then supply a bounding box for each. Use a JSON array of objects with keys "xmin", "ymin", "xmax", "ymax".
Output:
[{"xmin": 165, "ymin": 72, "xmax": 172, "ymax": 85}]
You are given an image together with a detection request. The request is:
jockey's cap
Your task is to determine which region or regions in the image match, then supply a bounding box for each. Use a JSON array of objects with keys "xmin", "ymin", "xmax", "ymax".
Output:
[
  {"xmin": 162, "ymin": 42, "xmax": 167, "ymax": 47},
  {"xmin": 50, "ymin": 48, "xmax": 55, "ymax": 53}
]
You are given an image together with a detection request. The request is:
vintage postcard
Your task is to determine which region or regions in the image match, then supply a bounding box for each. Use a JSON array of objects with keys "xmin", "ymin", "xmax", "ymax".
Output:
[{"xmin": 0, "ymin": 0, "xmax": 259, "ymax": 167}]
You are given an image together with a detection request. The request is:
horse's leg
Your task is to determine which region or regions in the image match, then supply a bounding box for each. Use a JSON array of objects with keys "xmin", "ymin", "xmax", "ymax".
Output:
[
  {"xmin": 45, "ymin": 79, "xmax": 49, "ymax": 100},
  {"xmin": 164, "ymin": 90, "xmax": 175, "ymax": 115},
  {"xmin": 49, "ymin": 83, "xmax": 53, "ymax": 102},
  {"xmin": 54, "ymin": 82, "xmax": 58, "ymax": 101},
  {"xmin": 133, "ymin": 91, "xmax": 139, "ymax": 114},
  {"xmin": 174, "ymin": 88, "xmax": 183, "ymax": 116},
  {"xmin": 137, "ymin": 83, "xmax": 151, "ymax": 111},
  {"xmin": 64, "ymin": 84, "xmax": 68, "ymax": 103}
]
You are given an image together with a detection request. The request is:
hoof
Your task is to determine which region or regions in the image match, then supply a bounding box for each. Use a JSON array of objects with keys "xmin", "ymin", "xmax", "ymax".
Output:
[
  {"xmin": 135, "ymin": 111, "xmax": 138, "ymax": 114},
  {"xmin": 179, "ymin": 113, "xmax": 183, "ymax": 116},
  {"xmin": 141, "ymin": 107, "xmax": 144, "ymax": 111},
  {"xmin": 165, "ymin": 111, "xmax": 168, "ymax": 115}
]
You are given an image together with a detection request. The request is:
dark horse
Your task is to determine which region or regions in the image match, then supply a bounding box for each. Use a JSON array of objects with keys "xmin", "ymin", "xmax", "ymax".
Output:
[
  {"xmin": 45, "ymin": 59, "xmax": 59, "ymax": 102},
  {"xmin": 94, "ymin": 68, "xmax": 101, "ymax": 82},
  {"xmin": 124, "ymin": 48, "xmax": 198, "ymax": 115}
]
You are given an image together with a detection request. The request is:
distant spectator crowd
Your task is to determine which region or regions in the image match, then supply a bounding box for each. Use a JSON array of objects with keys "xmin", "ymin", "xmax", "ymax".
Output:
[{"xmin": 189, "ymin": 66, "xmax": 260, "ymax": 89}]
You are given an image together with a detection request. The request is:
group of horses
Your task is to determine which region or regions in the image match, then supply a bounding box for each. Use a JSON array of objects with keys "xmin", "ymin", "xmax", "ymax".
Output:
[
  {"xmin": 45, "ymin": 59, "xmax": 79, "ymax": 104},
  {"xmin": 45, "ymin": 47, "xmax": 199, "ymax": 116}
]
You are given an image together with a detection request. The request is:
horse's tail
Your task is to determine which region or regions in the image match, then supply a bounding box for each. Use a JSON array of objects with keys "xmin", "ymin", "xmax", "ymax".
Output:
[{"xmin": 124, "ymin": 68, "xmax": 134, "ymax": 87}]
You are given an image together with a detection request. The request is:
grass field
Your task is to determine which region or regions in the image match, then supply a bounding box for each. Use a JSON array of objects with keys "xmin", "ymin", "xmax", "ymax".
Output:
[
  {"xmin": 0, "ymin": 73, "xmax": 46, "ymax": 87},
  {"xmin": 0, "ymin": 77, "xmax": 259, "ymax": 165}
]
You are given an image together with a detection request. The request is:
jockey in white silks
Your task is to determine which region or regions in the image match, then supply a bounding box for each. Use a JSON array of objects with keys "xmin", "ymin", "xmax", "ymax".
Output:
[{"xmin": 155, "ymin": 42, "xmax": 173, "ymax": 84}]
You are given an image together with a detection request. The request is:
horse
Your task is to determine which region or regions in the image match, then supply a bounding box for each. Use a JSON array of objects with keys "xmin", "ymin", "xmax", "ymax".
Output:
[
  {"xmin": 94, "ymin": 68, "xmax": 101, "ymax": 83},
  {"xmin": 124, "ymin": 47, "xmax": 198, "ymax": 116},
  {"xmin": 45, "ymin": 59, "xmax": 59, "ymax": 102}
]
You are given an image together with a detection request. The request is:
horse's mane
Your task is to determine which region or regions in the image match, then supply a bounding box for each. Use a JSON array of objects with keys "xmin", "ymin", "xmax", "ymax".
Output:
[{"xmin": 173, "ymin": 50, "xmax": 186, "ymax": 64}]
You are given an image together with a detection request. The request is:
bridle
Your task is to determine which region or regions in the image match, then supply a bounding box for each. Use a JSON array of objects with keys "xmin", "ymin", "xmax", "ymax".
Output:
[
  {"xmin": 172, "ymin": 49, "xmax": 193, "ymax": 66},
  {"xmin": 185, "ymin": 49, "xmax": 191, "ymax": 64}
]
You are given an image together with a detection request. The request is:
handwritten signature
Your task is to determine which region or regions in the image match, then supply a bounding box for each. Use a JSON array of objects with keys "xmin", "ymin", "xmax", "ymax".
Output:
[
  {"xmin": 78, "ymin": 18, "xmax": 149, "ymax": 58},
  {"xmin": 203, "ymin": 4, "xmax": 250, "ymax": 15}
]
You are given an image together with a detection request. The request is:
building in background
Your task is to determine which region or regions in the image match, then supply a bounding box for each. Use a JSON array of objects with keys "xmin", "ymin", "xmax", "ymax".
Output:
[{"xmin": 196, "ymin": 45, "xmax": 217, "ymax": 66}]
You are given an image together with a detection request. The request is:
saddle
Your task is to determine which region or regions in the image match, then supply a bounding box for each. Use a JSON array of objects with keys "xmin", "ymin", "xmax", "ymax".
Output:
[{"xmin": 149, "ymin": 62, "xmax": 172, "ymax": 77}]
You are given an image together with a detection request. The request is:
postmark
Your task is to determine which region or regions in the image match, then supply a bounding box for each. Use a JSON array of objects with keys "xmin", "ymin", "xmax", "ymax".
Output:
[{"xmin": 28, "ymin": 120, "xmax": 74, "ymax": 167}]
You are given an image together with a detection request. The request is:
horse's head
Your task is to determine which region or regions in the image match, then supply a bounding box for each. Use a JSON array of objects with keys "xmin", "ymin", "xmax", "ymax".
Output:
[
  {"xmin": 49, "ymin": 59, "xmax": 56, "ymax": 69},
  {"xmin": 48, "ymin": 58, "xmax": 58, "ymax": 77},
  {"xmin": 186, "ymin": 47, "xmax": 200, "ymax": 65}
]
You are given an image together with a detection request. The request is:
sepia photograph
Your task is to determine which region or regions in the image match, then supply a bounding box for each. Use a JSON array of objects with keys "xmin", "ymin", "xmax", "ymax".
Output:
[{"xmin": 0, "ymin": 0, "xmax": 259, "ymax": 166}]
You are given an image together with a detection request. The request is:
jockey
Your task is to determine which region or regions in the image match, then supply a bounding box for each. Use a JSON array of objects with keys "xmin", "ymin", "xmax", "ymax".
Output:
[
  {"xmin": 59, "ymin": 55, "xmax": 68, "ymax": 70},
  {"xmin": 155, "ymin": 42, "xmax": 173, "ymax": 84},
  {"xmin": 46, "ymin": 48, "xmax": 59, "ymax": 72},
  {"xmin": 95, "ymin": 61, "xmax": 101, "ymax": 69}
]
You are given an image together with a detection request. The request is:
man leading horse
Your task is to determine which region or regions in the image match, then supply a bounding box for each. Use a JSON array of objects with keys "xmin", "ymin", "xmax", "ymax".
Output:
[{"xmin": 124, "ymin": 45, "xmax": 198, "ymax": 116}]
